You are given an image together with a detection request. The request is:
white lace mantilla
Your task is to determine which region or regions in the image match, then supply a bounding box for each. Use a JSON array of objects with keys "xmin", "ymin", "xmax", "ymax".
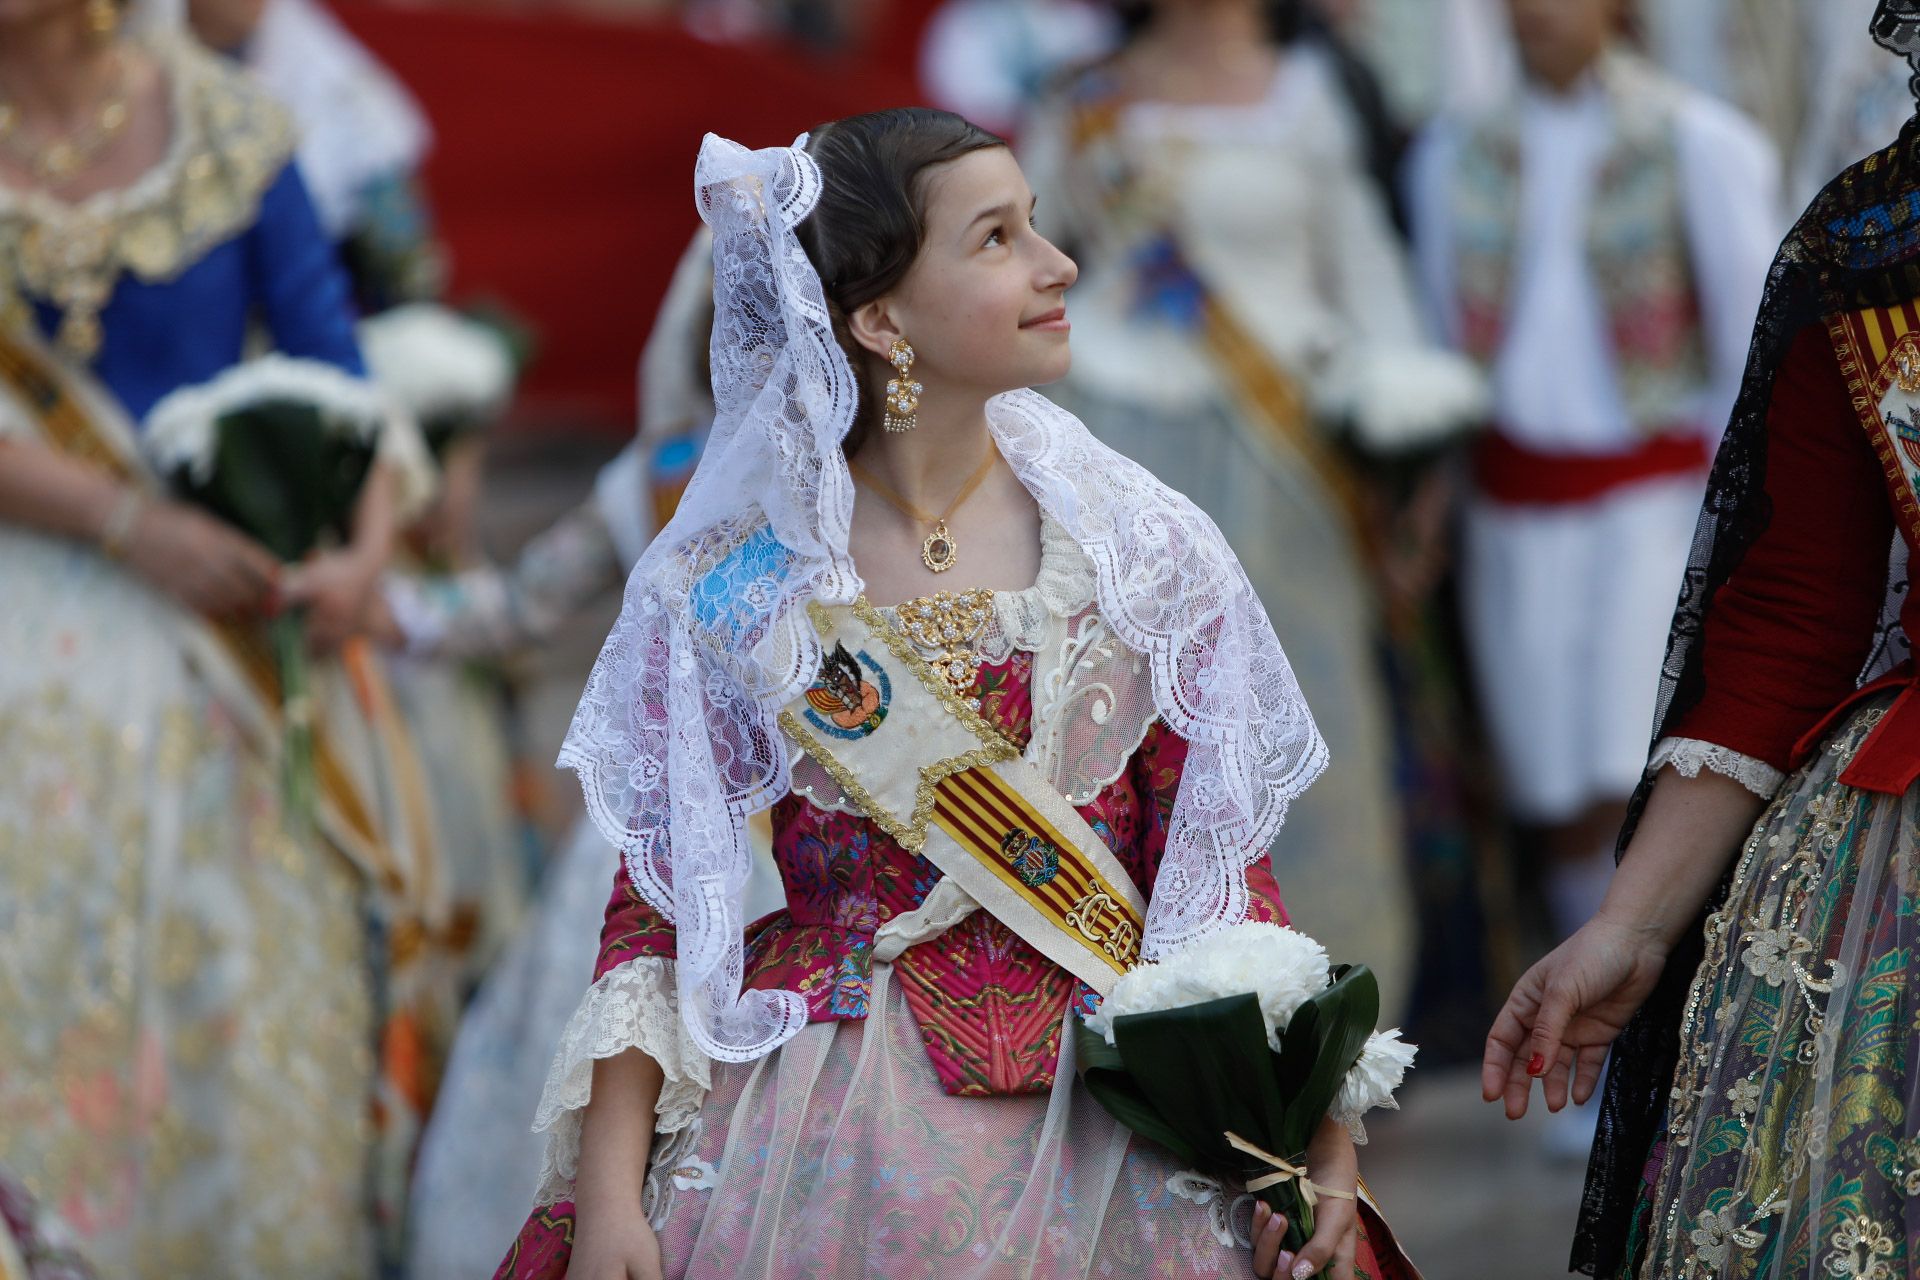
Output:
[
  {"xmin": 531, "ymin": 957, "xmax": 712, "ymax": 1204},
  {"xmin": 1650, "ymin": 736, "xmax": 1785, "ymax": 800}
]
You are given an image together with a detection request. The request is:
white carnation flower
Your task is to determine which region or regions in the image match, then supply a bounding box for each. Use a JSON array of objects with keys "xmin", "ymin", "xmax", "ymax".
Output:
[
  {"xmin": 1083, "ymin": 922, "xmax": 1331, "ymax": 1049},
  {"xmin": 358, "ymin": 303, "xmax": 515, "ymax": 422},
  {"xmin": 142, "ymin": 354, "xmax": 390, "ymax": 483},
  {"xmin": 1332, "ymin": 1028, "xmax": 1417, "ymax": 1130}
]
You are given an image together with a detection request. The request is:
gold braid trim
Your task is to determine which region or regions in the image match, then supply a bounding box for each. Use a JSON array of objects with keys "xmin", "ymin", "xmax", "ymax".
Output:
[
  {"xmin": 784, "ymin": 597, "xmax": 1020, "ymax": 851},
  {"xmin": 833, "ymin": 596, "xmax": 1023, "ymax": 756}
]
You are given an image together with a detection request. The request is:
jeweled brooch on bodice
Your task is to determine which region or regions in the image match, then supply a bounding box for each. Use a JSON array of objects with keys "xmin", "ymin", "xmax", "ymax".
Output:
[{"xmin": 892, "ymin": 587, "xmax": 994, "ymax": 706}]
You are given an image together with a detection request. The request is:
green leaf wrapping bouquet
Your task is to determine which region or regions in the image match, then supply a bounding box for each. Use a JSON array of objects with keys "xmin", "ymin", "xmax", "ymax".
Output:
[
  {"xmin": 141, "ymin": 356, "xmax": 414, "ymax": 825},
  {"xmin": 1076, "ymin": 922, "xmax": 1416, "ymax": 1268}
]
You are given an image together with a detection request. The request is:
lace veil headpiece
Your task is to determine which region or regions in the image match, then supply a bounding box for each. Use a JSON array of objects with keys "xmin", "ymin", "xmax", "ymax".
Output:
[{"xmin": 560, "ymin": 133, "xmax": 1327, "ymax": 1063}]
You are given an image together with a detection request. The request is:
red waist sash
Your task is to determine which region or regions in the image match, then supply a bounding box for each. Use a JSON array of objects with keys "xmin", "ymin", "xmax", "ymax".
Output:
[{"xmin": 1474, "ymin": 429, "xmax": 1711, "ymax": 506}]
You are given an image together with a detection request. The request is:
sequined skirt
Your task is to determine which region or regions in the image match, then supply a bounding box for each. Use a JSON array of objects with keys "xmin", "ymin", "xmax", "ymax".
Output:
[{"xmin": 1624, "ymin": 694, "xmax": 1920, "ymax": 1278}]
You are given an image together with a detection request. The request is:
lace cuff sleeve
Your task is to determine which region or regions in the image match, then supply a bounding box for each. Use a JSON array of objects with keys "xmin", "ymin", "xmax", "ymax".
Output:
[
  {"xmin": 1649, "ymin": 737, "xmax": 1786, "ymax": 800},
  {"xmin": 530, "ymin": 956, "xmax": 711, "ymax": 1204}
]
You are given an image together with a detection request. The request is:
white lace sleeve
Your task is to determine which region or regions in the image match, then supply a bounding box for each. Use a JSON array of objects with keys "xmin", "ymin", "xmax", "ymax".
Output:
[
  {"xmin": 1649, "ymin": 737, "xmax": 1785, "ymax": 800},
  {"xmin": 530, "ymin": 956, "xmax": 712, "ymax": 1204}
]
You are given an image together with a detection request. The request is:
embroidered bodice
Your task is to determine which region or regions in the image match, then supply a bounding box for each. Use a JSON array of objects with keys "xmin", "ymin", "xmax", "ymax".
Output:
[
  {"xmin": 591, "ymin": 520, "xmax": 1289, "ymax": 1097},
  {"xmin": 0, "ymin": 33, "xmax": 363, "ymax": 421}
]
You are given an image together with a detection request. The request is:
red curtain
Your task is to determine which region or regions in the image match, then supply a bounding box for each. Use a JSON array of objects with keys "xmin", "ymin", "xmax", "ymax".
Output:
[{"xmin": 334, "ymin": 2, "xmax": 936, "ymax": 427}]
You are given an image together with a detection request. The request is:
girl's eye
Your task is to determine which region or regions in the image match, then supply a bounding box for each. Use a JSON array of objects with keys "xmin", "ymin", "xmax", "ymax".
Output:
[{"xmin": 983, "ymin": 228, "xmax": 1005, "ymax": 248}]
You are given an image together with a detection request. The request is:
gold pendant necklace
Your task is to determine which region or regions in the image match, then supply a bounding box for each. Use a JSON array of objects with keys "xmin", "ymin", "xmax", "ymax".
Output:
[
  {"xmin": 0, "ymin": 52, "xmax": 133, "ymax": 184},
  {"xmin": 849, "ymin": 447, "xmax": 999, "ymax": 575}
]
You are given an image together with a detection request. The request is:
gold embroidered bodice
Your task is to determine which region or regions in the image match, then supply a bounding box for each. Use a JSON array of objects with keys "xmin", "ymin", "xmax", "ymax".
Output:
[{"xmin": 0, "ymin": 33, "xmax": 296, "ymax": 360}]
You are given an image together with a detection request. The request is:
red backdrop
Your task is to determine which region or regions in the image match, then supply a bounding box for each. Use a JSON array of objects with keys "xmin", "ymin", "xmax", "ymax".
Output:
[{"xmin": 333, "ymin": 2, "xmax": 939, "ymax": 427}]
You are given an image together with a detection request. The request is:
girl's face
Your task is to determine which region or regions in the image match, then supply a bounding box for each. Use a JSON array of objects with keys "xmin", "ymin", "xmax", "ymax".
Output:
[{"xmin": 852, "ymin": 147, "xmax": 1078, "ymax": 406}]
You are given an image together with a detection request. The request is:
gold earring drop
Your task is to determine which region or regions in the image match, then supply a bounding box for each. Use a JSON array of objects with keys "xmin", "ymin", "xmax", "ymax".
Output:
[
  {"xmin": 883, "ymin": 338, "xmax": 922, "ymax": 433},
  {"xmin": 88, "ymin": 0, "xmax": 119, "ymax": 39}
]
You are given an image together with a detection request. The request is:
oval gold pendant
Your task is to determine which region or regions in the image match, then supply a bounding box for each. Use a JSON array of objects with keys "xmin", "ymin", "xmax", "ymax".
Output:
[{"xmin": 922, "ymin": 521, "xmax": 957, "ymax": 573}]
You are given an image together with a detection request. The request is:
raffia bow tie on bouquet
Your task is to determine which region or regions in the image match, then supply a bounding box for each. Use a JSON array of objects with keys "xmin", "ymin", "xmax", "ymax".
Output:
[
  {"xmin": 1076, "ymin": 922, "xmax": 1416, "ymax": 1268},
  {"xmin": 142, "ymin": 355, "xmax": 410, "ymax": 827}
]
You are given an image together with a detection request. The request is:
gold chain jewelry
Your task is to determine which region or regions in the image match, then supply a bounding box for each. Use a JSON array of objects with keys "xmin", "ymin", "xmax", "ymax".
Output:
[
  {"xmin": 0, "ymin": 51, "xmax": 132, "ymax": 184},
  {"xmin": 882, "ymin": 337, "xmax": 922, "ymax": 433},
  {"xmin": 892, "ymin": 587, "xmax": 995, "ymax": 702},
  {"xmin": 848, "ymin": 447, "xmax": 998, "ymax": 574}
]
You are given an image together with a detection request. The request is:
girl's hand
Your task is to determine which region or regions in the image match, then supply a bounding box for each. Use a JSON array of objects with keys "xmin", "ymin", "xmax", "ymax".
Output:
[
  {"xmin": 1483, "ymin": 916, "xmax": 1671, "ymax": 1120},
  {"xmin": 281, "ymin": 547, "xmax": 384, "ymax": 652},
  {"xmin": 1251, "ymin": 1114, "xmax": 1359, "ymax": 1279},
  {"xmin": 568, "ymin": 1199, "xmax": 664, "ymax": 1280}
]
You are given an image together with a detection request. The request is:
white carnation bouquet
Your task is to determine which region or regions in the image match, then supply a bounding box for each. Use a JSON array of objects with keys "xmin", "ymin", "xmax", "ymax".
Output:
[
  {"xmin": 355, "ymin": 302, "xmax": 517, "ymax": 459},
  {"xmin": 1076, "ymin": 922, "xmax": 1415, "ymax": 1264}
]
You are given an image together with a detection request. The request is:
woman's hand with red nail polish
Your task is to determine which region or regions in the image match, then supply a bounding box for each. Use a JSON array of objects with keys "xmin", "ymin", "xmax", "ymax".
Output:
[{"xmin": 1484, "ymin": 918, "xmax": 1671, "ymax": 1119}]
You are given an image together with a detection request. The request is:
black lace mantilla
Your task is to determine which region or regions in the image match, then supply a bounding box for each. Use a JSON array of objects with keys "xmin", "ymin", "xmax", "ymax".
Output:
[{"xmin": 1573, "ymin": 112, "xmax": 1920, "ymax": 1276}]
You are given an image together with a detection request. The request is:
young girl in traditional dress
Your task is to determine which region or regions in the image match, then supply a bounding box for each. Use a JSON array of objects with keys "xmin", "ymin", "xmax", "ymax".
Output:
[{"xmin": 497, "ymin": 110, "xmax": 1418, "ymax": 1280}]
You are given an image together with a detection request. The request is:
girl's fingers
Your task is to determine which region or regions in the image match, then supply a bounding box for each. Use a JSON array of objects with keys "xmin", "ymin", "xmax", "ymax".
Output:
[
  {"xmin": 1250, "ymin": 1201, "xmax": 1289, "ymax": 1277},
  {"xmin": 1288, "ymin": 1195, "xmax": 1357, "ymax": 1279}
]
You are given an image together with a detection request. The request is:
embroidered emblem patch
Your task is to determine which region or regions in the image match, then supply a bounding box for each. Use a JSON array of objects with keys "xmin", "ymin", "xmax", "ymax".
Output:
[
  {"xmin": 1891, "ymin": 410, "xmax": 1920, "ymax": 485},
  {"xmin": 802, "ymin": 643, "xmax": 891, "ymax": 740},
  {"xmin": 1000, "ymin": 826, "xmax": 1061, "ymax": 888}
]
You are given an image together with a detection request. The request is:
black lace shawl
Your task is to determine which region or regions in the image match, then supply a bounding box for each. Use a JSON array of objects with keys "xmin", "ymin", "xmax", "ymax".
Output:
[{"xmin": 1573, "ymin": 112, "xmax": 1920, "ymax": 1277}]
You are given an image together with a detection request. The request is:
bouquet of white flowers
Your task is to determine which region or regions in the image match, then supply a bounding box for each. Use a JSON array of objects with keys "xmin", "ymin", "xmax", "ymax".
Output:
[
  {"xmin": 356, "ymin": 302, "xmax": 520, "ymax": 459},
  {"xmin": 1077, "ymin": 922, "xmax": 1415, "ymax": 1266},
  {"xmin": 143, "ymin": 356, "xmax": 397, "ymax": 824}
]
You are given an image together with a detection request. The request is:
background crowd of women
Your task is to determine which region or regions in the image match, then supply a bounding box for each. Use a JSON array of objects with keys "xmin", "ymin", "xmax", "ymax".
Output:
[{"xmin": 0, "ymin": 0, "xmax": 1908, "ymax": 1276}]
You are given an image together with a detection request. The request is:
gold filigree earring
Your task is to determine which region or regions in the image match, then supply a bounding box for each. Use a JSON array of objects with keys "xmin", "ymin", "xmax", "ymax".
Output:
[{"xmin": 883, "ymin": 337, "xmax": 922, "ymax": 433}]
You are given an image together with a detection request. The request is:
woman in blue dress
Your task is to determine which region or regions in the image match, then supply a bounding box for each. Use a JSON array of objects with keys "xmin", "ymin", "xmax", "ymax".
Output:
[{"xmin": 0, "ymin": 0, "xmax": 424, "ymax": 1273}]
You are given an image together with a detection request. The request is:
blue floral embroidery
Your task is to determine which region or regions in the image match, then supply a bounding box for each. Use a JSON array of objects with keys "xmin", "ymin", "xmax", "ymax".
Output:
[
  {"xmin": 1830, "ymin": 190, "xmax": 1920, "ymax": 269},
  {"xmin": 828, "ymin": 943, "xmax": 872, "ymax": 1017},
  {"xmin": 688, "ymin": 524, "xmax": 793, "ymax": 653}
]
